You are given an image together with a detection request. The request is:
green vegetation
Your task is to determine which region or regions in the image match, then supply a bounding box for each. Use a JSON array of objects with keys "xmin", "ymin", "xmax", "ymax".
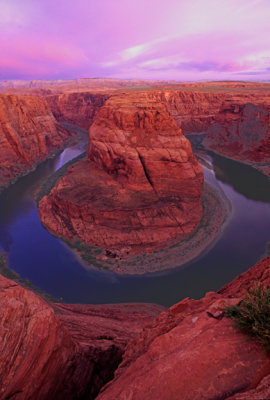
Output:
[
  {"xmin": 35, "ymin": 151, "xmax": 86, "ymax": 202},
  {"xmin": 0, "ymin": 253, "xmax": 58, "ymax": 302},
  {"xmin": 225, "ymin": 284, "xmax": 270, "ymax": 351}
]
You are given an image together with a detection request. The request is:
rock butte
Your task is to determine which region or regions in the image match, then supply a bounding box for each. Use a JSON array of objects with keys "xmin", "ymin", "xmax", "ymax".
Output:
[
  {"xmin": 37, "ymin": 82, "xmax": 270, "ymax": 258},
  {"xmin": 0, "ymin": 257, "xmax": 269, "ymax": 399},
  {"xmin": 44, "ymin": 82, "xmax": 270, "ymax": 175},
  {"xmin": 0, "ymin": 80, "xmax": 269, "ymax": 399},
  {"xmin": 1, "ymin": 80, "xmax": 269, "ymax": 193},
  {"xmin": 38, "ymin": 92, "xmax": 204, "ymax": 254}
]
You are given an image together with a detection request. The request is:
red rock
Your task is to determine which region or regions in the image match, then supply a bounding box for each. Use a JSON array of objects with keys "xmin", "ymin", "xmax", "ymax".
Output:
[
  {"xmin": 218, "ymin": 256, "xmax": 270, "ymax": 297},
  {"xmin": 0, "ymin": 94, "xmax": 74, "ymax": 188},
  {"xmin": 0, "ymin": 273, "xmax": 163, "ymax": 400},
  {"xmin": 47, "ymin": 92, "xmax": 109, "ymax": 130},
  {"xmin": 204, "ymin": 101, "xmax": 270, "ymax": 172},
  {"xmin": 39, "ymin": 92, "xmax": 203, "ymax": 255},
  {"xmin": 97, "ymin": 257, "xmax": 270, "ymax": 400},
  {"xmin": 227, "ymin": 374, "xmax": 270, "ymax": 399}
]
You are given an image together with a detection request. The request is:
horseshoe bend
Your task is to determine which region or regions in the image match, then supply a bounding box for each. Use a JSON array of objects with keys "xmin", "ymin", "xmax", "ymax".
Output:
[
  {"xmin": 0, "ymin": 79, "xmax": 270, "ymax": 400},
  {"xmin": 38, "ymin": 91, "xmax": 224, "ymax": 271}
]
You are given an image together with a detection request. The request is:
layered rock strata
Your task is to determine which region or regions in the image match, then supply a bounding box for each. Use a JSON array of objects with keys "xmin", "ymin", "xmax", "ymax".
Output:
[
  {"xmin": 97, "ymin": 257, "xmax": 270, "ymax": 400},
  {"xmin": 46, "ymin": 92, "xmax": 109, "ymax": 130},
  {"xmin": 1, "ymin": 255, "xmax": 269, "ymax": 399},
  {"xmin": 204, "ymin": 100, "xmax": 270, "ymax": 174},
  {"xmin": 39, "ymin": 93, "xmax": 203, "ymax": 254},
  {"xmin": 0, "ymin": 273, "xmax": 163, "ymax": 400},
  {"xmin": 0, "ymin": 95, "xmax": 74, "ymax": 188}
]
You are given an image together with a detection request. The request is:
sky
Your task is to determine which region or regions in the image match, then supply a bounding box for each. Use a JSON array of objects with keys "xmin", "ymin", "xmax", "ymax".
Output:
[{"xmin": 0, "ymin": 0, "xmax": 270, "ymax": 81}]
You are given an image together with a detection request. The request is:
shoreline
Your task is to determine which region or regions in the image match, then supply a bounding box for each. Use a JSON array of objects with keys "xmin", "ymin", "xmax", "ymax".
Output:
[
  {"xmin": 96, "ymin": 182, "xmax": 231, "ymax": 275},
  {"xmin": 64, "ymin": 180, "xmax": 231, "ymax": 276},
  {"xmin": 186, "ymin": 133, "xmax": 270, "ymax": 178},
  {"xmin": 0, "ymin": 125, "xmax": 88, "ymax": 194}
]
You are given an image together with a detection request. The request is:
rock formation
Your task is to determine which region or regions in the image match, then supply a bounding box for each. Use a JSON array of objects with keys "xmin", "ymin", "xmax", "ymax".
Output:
[
  {"xmin": 1, "ymin": 82, "xmax": 269, "ymax": 192},
  {"xmin": 204, "ymin": 100, "xmax": 270, "ymax": 175},
  {"xmin": 157, "ymin": 87, "xmax": 270, "ymax": 175},
  {"xmin": 39, "ymin": 92, "xmax": 203, "ymax": 255},
  {"xmin": 46, "ymin": 92, "xmax": 109, "ymax": 130},
  {"xmin": 1, "ymin": 256, "xmax": 269, "ymax": 399},
  {"xmin": 0, "ymin": 95, "xmax": 74, "ymax": 188},
  {"xmin": 0, "ymin": 273, "xmax": 163, "ymax": 400},
  {"xmin": 97, "ymin": 257, "xmax": 270, "ymax": 400}
]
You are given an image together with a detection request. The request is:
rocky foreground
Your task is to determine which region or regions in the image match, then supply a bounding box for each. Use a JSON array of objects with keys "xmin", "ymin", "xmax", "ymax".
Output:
[{"xmin": 0, "ymin": 256, "xmax": 269, "ymax": 400}]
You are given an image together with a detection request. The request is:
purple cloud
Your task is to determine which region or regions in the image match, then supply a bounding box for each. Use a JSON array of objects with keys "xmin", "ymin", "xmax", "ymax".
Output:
[{"xmin": 1, "ymin": 0, "xmax": 270, "ymax": 80}]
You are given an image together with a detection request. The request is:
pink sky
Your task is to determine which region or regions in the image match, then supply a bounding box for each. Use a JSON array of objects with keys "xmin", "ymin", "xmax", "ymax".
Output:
[{"xmin": 1, "ymin": 0, "xmax": 270, "ymax": 81}]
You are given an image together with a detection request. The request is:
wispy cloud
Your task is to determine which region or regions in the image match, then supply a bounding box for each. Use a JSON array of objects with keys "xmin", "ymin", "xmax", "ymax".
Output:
[{"xmin": 1, "ymin": 0, "xmax": 270, "ymax": 80}]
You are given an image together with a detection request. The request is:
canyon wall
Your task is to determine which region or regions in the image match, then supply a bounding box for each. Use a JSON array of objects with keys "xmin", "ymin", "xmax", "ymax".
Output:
[
  {"xmin": 1, "ymin": 256, "xmax": 269, "ymax": 399},
  {"xmin": 46, "ymin": 92, "xmax": 109, "ymax": 130},
  {"xmin": 159, "ymin": 88, "xmax": 270, "ymax": 174},
  {"xmin": 204, "ymin": 100, "xmax": 270, "ymax": 173},
  {"xmin": 1, "ymin": 83, "xmax": 269, "ymax": 192},
  {"xmin": 39, "ymin": 92, "xmax": 203, "ymax": 255},
  {"xmin": 0, "ymin": 95, "xmax": 74, "ymax": 188},
  {"xmin": 0, "ymin": 273, "xmax": 162, "ymax": 400},
  {"xmin": 97, "ymin": 257, "xmax": 270, "ymax": 400}
]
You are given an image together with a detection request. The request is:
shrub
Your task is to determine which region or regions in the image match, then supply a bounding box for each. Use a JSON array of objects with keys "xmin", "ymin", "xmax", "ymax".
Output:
[{"xmin": 225, "ymin": 283, "xmax": 270, "ymax": 351}]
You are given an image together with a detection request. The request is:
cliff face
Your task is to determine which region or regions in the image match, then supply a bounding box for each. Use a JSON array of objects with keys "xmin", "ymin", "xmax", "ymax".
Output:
[
  {"xmin": 204, "ymin": 100, "xmax": 270, "ymax": 172},
  {"xmin": 88, "ymin": 93, "xmax": 203, "ymax": 197},
  {"xmin": 0, "ymin": 273, "xmax": 163, "ymax": 400},
  {"xmin": 0, "ymin": 95, "xmax": 74, "ymax": 188},
  {"xmin": 46, "ymin": 92, "xmax": 109, "ymax": 130},
  {"xmin": 2, "ymin": 257, "xmax": 269, "ymax": 400},
  {"xmin": 39, "ymin": 93, "xmax": 203, "ymax": 255},
  {"xmin": 158, "ymin": 88, "xmax": 270, "ymax": 174},
  {"xmin": 97, "ymin": 257, "xmax": 270, "ymax": 400}
]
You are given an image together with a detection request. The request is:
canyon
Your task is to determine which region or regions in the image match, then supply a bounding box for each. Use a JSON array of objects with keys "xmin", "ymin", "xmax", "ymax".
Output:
[
  {"xmin": 1, "ymin": 80, "xmax": 269, "ymax": 194},
  {"xmin": 0, "ymin": 256, "xmax": 269, "ymax": 399},
  {"xmin": 39, "ymin": 92, "xmax": 204, "ymax": 257},
  {"xmin": 36, "ymin": 81, "xmax": 269, "ymax": 267},
  {"xmin": 0, "ymin": 95, "xmax": 75, "ymax": 188},
  {"xmin": 0, "ymin": 79, "xmax": 269, "ymax": 399}
]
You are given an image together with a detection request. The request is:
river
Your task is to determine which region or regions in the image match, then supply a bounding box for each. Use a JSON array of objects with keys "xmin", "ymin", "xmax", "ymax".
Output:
[{"xmin": 0, "ymin": 138, "xmax": 269, "ymax": 306}]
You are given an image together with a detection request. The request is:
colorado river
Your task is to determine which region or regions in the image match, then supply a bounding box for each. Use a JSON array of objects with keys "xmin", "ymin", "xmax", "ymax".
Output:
[{"xmin": 0, "ymin": 138, "xmax": 269, "ymax": 306}]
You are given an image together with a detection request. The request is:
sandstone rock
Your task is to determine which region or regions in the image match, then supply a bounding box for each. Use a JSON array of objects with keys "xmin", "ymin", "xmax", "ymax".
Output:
[
  {"xmin": 0, "ymin": 95, "xmax": 74, "ymax": 188},
  {"xmin": 218, "ymin": 256, "xmax": 270, "ymax": 297},
  {"xmin": 97, "ymin": 257, "xmax": 270, "ymax": 400},
  {"xmin": 47, "ymin": 92, "xmax": 109, "ymax": 130},
  {"xmin": 204, "ymin": 101, "xmax": 270, "ymax": 171},
  {"xmin": 0, "ymin": 273, "xmax": 163, "ymax": 400},
  {"xmin": 39, "ymin": 93, "xmax": 203, "ymax": 255}
]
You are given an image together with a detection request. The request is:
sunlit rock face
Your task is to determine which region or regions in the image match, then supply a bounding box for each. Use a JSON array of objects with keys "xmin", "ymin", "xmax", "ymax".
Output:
[
  {"xmin": 0, "ymin": 94, "xmax": 74, "ymax": 188},
  {"xmin": 158, "ymin": 86, "xmax": 270, "ymax": 175},
  {"xmin": 46, "ymin": 92, "xmax": 109, "ymax": 130},
  {"xmin": 0, "ymin": 273, "xmax": 163, "ymax": 400},
  {"xmin": 97, "ymin": 257, "xmax": 270, "ymax": 400},
  {"xmin": 204, "ymin": 101, "xmax": 270, "ymax": 171},
  {"xmin": 39, "ymin": 92, "xmax": 203, "ymax": 254}
]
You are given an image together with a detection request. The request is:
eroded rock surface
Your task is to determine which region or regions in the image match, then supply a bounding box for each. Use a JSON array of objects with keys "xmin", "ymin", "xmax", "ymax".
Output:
[
  {"xmin": 97, "ymin": 257, "xmax": 270, "ymax": 400},
  {"xmin": 0, "ymin": 273, "xmax": 163, "ymax": 400},
  {"xmin": 0, "ymin": 95, "xmax": 74, "ymax": 188},
  {"xmin": 39, "ymin": 93, "xmax": 203, "ymax": 254},
  {"xmin": 204, "ymin": 101, "xmax": 270, "ymax": 173},
  {"xmin": 47, "ymin": 92, "xmax": 109, "ymax": 130}
]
